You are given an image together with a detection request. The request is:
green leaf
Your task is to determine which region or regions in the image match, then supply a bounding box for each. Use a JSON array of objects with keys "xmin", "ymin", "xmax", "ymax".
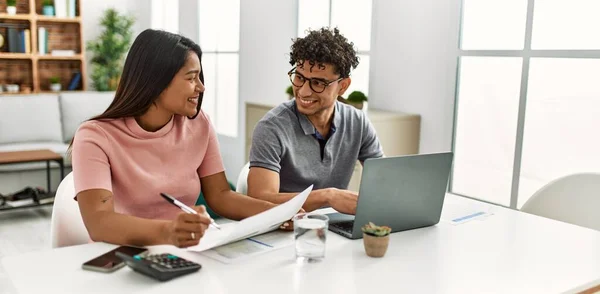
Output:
[{"xmin": 86, "ymin": 9, "xmax": 135, "ymax": 91}]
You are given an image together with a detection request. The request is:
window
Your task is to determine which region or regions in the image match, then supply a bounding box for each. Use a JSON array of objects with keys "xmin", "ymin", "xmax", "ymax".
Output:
[
  {"xmin": 151, "ymin": 0, "xmax": 179, "ymax": 33},
  {"xmin": 198, "ymin": 0, "xmax": 240, "ymax": 137},
  {"xmin": 297, "ymin": 0, "xmax": 372, "ymax": 96},
  {"xmin": 452, "ymin": 0, "xmax": 600, "ymax": 208}
]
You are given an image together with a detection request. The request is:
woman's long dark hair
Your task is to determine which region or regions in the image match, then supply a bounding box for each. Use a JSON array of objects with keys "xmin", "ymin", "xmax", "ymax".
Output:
[
  {"xmin": 95, "ymin": 29, "xmax": 204, "ymax": 120},
  {"xmin": 68, "ymin": 29, "xmax": 204, "ymax": 153}
]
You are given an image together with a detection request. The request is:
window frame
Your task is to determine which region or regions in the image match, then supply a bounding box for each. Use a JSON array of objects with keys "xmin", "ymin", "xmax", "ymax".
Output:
[
  {"xmin": 451, "ymin": 0, "xmax": 600, "ymax": 209},
  {"xmin": 198, "ymin": 0, "xmax": 241, "ymax": 138},
  {"xmin": 296, "ymin": 0, "xmax": 373, "ymax": 95}
]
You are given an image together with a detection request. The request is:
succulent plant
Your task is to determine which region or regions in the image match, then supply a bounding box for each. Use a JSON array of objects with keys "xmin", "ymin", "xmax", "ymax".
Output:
[
  {"xmin": 49, "ymin": 76, "xmax": 60, "ymax": 84},
  {"xmin": 361, "ymin": 222, "xmax": 391, "ymax": 237}
]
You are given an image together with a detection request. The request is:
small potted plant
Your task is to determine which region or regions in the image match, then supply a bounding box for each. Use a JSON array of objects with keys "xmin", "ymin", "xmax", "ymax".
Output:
[
  {"xmin": 49, "ymin": 76, "xmax": 61, "ymax": 91},
  {"xmin": 7, "ymin": 0, "xmax": 17, "ymax": 15},
  {"xmin": 346, "ymin": 90, "xmax": 368, "ymax": 110},
  {"xmin": 286, "ymin": 85, "xmax": 294, "ymax": 100},
  {"xmin": 361, "ymin": 222, "xmax": 391, "ymax": 257},
  {"xmin": 42, "ymin": 0, "xmax": 55, "ymax": 16}
]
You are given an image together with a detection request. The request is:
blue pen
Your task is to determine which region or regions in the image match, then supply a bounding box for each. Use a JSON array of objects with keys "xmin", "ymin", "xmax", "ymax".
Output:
[
  {"xmin": 160, "ymin": 192, "xmax": 221, "ymax": 230},
  {"xmin": 452, "ymin": 211, "xmax": 486, "ymax": 223}
]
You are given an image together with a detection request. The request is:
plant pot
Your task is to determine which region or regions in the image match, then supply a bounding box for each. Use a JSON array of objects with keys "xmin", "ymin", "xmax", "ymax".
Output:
[
  {"xmin": 7, "ymin": 6, "xmax": 17, "ymax": 15},
  {"xmin": 50, "ymin": 83, "xmax": 62, "ymax": 92},
  {"xmin": 363, "ymin": 233, "xmax": 390, "ymax": 257},
  {"xmin": 6, "ymin": 84, "xmax": 19, "ymax": 93},
  {"xmin": 43, "ymin": 5, "xmax": 55, "ymax": 16},
  {"xmin": 347, "ymin": 101, "xmax": 364, "ymax": 110}
]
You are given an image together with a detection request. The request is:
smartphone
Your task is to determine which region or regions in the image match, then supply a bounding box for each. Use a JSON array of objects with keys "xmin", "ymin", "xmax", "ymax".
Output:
[{"xmin": 82, "ymin": 245, "xmax": 148, "ymax": 273}]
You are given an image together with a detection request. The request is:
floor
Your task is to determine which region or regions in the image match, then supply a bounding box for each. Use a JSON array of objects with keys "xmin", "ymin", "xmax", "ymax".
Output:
[{"xmin": 0, "ymin": 206, "xmax": 52, "ymax": 294}]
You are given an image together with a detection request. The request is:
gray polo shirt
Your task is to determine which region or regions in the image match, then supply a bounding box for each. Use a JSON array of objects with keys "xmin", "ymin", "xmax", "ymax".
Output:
[{"xmin": 249, "ymin": 100, "xmax": 384, "ymax": 192}]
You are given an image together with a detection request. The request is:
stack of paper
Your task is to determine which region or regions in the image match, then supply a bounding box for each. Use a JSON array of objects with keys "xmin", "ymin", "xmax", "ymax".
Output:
[{"xmin": 187, "ymin": 185, "xmax": 313, "ymax": 252}]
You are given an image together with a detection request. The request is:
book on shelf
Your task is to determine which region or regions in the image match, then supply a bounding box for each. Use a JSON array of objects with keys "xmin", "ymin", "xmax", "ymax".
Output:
[
  {"xmin": 24, "ymin": 29, "xmax": 31, "ymax": 53},
  {"xmin": 7, "ymin": 28, "xmax": 19, "ymax": 53},
  {"xmin": 51, "ymin": 49, "xmax": 75, "ymax": 56},
  {"xmin": 53, "ymin": 0, "xmax": 76, "ymax": 18},
  {"xmin": 54, "ymin": 0, "xmax": 67, "ymax": 18},
  {"xmin": 68, "ymin": 0, "xmax": 76, "ymax": 17},
  {"xmin": 68, "ymin": 71, "xmax": 82, "ymax": 90},
  {"xmin": 38, "ymin": 27, "xmax": 48, "ymax": 55},
  {"xmin": 5, "ymin": 28, "xmax": 30, "ymax": 53}
]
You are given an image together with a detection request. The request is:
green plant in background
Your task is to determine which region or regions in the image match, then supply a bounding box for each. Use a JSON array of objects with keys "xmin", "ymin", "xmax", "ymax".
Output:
[
  {"xmin": 286, "ymin": 85, "xmax": 293, "ymax": 96},
  {"xmin": 7, "ymin": 0, "xmax": 17, "ymax": 6},
  {"xmin": 347, "ymin": 90, "xmax": 368, "ymax": 103},
  {"xmin": 42, "ymin": 0, "xmax": 53, "ymax": 6},
  {"xmin": 361, "ymin": 222, "xmax": 391, "ymax": 237},
  {"xmin": 86, "ymin": 9, "xmax": 134, "ymax": 91},
  {"xmin": 49, "ymin": 76, "xmax": 60, "ymax": 84}
]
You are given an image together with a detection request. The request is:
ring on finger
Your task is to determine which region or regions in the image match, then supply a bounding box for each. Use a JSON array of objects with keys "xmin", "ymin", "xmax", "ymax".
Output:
[{"xmin": 191, "ymin": 232, "xmax": 196, "ymax": 240}]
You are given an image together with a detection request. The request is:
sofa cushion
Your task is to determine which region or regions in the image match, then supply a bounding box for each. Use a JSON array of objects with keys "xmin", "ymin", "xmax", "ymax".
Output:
[
  {"xmin": 0, "ymin": 94, "xmax": 63, "ymax": 144},
  {"xmin": 59, "ymin": 92, "xmax": 114, "ymax": 142},
  {"xmin": 0, "ymin": 142, "xmax": 70, "ymax": 172}
]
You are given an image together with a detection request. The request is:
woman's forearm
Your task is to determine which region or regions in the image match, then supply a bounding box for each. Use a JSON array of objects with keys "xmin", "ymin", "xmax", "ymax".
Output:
[
  {"xmin": 85, "ymin": 211, "xmax": 170, "ymax": 246},
  {"xmin": 207, "ymin": 191, "xmax": 275, "ymax": 220}
]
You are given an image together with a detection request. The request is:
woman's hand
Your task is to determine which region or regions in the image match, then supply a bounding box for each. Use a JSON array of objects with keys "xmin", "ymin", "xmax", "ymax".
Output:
[{"xmin": 163, "ymin": 206, "xmax": 212, "ymax": 248}]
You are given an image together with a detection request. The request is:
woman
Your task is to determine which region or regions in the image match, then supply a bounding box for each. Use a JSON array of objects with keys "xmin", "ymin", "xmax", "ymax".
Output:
[{"xmin": 71, "ymin": 29, "xmax": 276, "ymax": 248}]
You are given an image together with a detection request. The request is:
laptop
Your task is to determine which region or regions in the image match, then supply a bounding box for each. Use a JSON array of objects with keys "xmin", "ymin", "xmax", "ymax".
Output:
[{"xmin": 328, "ymin": 152, "xmax": 453, "ymax": 239}]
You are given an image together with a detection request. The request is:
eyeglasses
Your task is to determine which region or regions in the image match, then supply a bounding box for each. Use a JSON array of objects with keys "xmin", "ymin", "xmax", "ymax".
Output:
[{"xmin": 287, "ymin": 67, "xmax": 344, "ymax": 93}]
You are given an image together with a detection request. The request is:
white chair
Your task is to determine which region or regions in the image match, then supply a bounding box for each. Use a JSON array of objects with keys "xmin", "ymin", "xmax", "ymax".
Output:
[
  {"xmin": 521, "ymin": 173, "xmax": 600, "ymax": 231},
  {"xmin": 236, "ymin": 162, "xmax": 251, "ymax": 194},
  {"xmin": 50, "ymin": 172, "xmax": 90, "ymax": 248}
]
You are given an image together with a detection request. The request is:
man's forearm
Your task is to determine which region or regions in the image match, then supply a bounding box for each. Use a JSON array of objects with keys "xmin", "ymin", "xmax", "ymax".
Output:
[
  {"xmin": 207, "ymin": 190, "xmax": 276, "ymax": 220},
  {"xmin": 250, "ymin": 189, "xmax": 330, "ymax": 212},
  {"xmin": 85, "ymin": 211, "xmax": 169, "ymax": 246}
]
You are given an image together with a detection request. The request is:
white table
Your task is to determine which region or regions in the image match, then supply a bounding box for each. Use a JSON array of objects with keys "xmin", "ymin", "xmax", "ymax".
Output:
[{"xmin": 3, "ymin": 195, "xmax": 600, "ymax": 294}]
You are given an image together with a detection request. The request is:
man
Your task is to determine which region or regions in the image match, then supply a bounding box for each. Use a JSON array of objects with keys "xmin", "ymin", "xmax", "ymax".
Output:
[{"xmin": 247, "ymin": 27, "xmax": 383, "ymax": 215}]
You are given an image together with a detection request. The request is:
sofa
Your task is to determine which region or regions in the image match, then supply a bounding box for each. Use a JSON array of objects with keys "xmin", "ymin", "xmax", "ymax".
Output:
[{"xmin": 0, "ymin": 92, "xmax": 114, "ymax": 194}]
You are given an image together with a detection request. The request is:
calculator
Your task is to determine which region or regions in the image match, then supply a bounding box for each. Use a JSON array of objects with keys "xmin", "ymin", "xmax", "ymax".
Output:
[{"xmin": 115, "ymin": 252, "xmax": 201, "ymax": 281}]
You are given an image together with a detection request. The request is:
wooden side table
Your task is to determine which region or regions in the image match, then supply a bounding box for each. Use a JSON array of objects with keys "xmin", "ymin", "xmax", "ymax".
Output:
[{"xmin": 0, "ymin": 149, "xmax": 65, "ymax": 210}]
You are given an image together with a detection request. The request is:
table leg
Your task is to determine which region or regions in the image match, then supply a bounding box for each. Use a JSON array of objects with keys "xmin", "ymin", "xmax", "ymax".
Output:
[
  {"xmin": 59, "ymin": 159, "xmax": 64, "ymax": 180},
  {"xmin": 46, "ymin": 160, "xmax": 51, "ymax": 193}
]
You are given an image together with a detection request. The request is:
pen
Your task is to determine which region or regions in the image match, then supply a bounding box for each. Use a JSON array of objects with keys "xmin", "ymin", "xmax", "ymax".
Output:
[{"xmin": 160, "ymin": 192, "xmax": 221, "ymax": 230}]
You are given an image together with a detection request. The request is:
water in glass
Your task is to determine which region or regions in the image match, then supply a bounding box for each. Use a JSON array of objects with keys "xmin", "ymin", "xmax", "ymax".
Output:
[{"xmin": 294, "ymin": 213, "xmax": 328, "ymax": 263}]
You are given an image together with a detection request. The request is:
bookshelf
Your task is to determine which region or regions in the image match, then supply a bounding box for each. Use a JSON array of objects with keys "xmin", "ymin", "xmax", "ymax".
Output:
[{"xmin": 0, "ymin": 0, "xmax": 86, "ymax": 94}]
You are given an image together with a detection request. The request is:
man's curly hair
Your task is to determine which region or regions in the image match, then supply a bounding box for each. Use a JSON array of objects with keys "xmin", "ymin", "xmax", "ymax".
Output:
[{"xmin": 289, "ymin": 27, "xmax": 359, "ymax": 78}]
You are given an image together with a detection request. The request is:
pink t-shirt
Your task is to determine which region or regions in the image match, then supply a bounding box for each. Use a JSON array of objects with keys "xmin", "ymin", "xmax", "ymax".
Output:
[{"xmin": 72, "ymin": 111, "xmax": 225, "ymax": 220}]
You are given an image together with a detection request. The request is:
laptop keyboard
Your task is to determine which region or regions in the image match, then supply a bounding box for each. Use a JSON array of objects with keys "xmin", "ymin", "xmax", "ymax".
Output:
[{"xmin": 332, "ymin": 221, "xmax": 354, "ymax": 233}]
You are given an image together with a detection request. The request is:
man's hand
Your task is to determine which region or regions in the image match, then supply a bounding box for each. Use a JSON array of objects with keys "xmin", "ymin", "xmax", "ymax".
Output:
[
  {"xmin": 326, "ymin": 188, "xmax": 358, "ymax": 215},
  {"xmin": 279, "ymin": 208, "xmax": 305, "ymax": 231}
]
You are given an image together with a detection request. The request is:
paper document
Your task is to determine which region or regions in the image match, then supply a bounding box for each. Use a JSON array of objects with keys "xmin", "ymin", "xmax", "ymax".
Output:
[
  {"xmin": 201, "ymin": 230, "xmax": 294, "ymax": 263},
  {"xmin": 188, "ymin": 185, "xmax": 313, "ymax": 252}
]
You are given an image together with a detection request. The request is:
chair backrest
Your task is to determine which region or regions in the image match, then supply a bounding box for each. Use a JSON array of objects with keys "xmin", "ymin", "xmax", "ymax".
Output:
[
  {"xmin": 50, "ymin": 172, "xmax": 90, "ymax": 248},
  {"xmin": 521, "ymin": 173, "xmax": 600, "ymax": 231},
  {"xmin": 236, "ymin": 162, "xmax": 251, "ymax": 194}
]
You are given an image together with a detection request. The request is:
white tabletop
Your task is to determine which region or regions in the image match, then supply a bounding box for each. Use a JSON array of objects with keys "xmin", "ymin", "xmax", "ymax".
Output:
[{"xmin": 3, "ymin": 194, "xmax": 600, "ymax": 294}]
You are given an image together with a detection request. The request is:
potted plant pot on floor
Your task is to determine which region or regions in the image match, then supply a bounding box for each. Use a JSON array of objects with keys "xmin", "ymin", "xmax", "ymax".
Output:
[{"xmin": 361, "ymin": 222, "xmax": 391, "ymax": 257}]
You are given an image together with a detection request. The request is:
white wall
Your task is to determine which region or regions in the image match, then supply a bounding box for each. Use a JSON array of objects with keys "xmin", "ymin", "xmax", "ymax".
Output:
[
  {"xmin": 78, "ymin": 0, "xmax": 462, "ymax": 181},
  {"xmin": 220, "ymin": 0, "xmax": 297, "ymax": 180},
  {"xmin": 81, "ymin": 0, "xmax": 151, "ymax": 89},
  {"xmin": 369, "ymin": 0, "xmax": 461, "ymax": 153}
]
